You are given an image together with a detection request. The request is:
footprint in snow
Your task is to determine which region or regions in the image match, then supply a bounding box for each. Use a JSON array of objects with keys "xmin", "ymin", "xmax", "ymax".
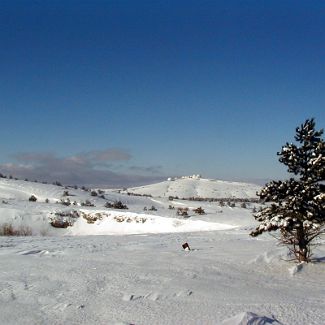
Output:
[
  {"xmin": 39, "ymin": 298, "xmax": 72, "ymax": 312},
  {"xmin": 17, "ymin": 249, "xmax": 63, "ymax": 257},
  {"xmin": 122, "ymin": 290, "xmax": 193, "ymax": 302}
]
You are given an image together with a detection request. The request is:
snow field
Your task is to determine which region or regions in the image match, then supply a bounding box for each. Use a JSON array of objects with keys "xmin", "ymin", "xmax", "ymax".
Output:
[
  {"xmin": 0, "ymin": 232, "xmax": 324, "ymax": 325},
  {"xmin": 0, "ymin": 178, "xmax": 324, "ymax": 324}
]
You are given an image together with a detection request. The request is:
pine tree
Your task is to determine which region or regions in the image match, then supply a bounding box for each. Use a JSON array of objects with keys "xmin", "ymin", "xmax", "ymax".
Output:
[{"xmin": 250, "ymin": 119, "xmax": 325, "ymax": 263}]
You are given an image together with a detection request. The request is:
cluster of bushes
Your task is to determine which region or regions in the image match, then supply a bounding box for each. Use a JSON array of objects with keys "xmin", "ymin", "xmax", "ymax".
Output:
[
  {"xmin": 126, "ymin": 192, "xmax": 152, "ymax": 198},
  {"xmin": 0, "ymin": 173, "xmax": 18, "ymax": 180},
  {"xmin": 49, "ymin": 210, "xmax": 80, "ymax": 228},
  {"xmin": 219, "ymin": 201, "xmax": 249, "ymax": 208},
  {"xmin": 81, "ymin": 211, "xmax": 103, "ymax": 224},
  {"xmin": 55, "ymin": 210, "xmax": 80, "ymax": 218},
  {"xmin": 114, "ymin": 215, "xmax": 147, "ymax": 224},
  {"xmin": 105, "ymin": 201, "xmax": 128, "ymax": 209},
  {"xmin": 143, "ymin": 206, "xmax": 157, "ymax": 211},
  {"xmin": 52, "ymin": 181, "xmax": 63, "ymax": 186},
  {"xmin": 91, "ymin": 189, "xmax": 106, "ymax": 199},
  {"xmin": 58, "ymin": 198, "xmax": 76, "ymax": 206},
  {"xmin": 167, "ymin": 195, "xmax": 259, "ymax": 205}
]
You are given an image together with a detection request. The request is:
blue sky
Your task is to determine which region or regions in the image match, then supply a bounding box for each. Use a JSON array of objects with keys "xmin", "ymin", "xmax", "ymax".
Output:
[{"xmin": 0, "ymin": 0, "xmax": 324, "ymax": 186}]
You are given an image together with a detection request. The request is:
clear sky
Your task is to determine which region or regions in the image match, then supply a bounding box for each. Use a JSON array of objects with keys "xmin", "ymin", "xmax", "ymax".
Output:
[{"xmin": 0, "ymin": 0, "xmax": 324, "ymax": 186}]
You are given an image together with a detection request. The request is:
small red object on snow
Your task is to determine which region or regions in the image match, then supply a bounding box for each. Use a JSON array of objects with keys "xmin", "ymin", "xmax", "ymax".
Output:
[{"xmin": 182, "ymin": 242, "xmax": 190, "ymax": 251}]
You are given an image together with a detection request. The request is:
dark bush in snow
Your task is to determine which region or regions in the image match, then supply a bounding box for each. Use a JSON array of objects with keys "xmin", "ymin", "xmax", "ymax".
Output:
[
  {"xmin": 193, "ymin": 207, "xmax": 205, "ymax": 215},
  {"xmin": 177, "ymin": 207, "xmax": 189, "ymax": 217},
  {"xmin": 29, "ymin": 195, "xmax": 37, "ymax": 202},
  {"xmin": 105, "ymin": 201, "xmax": 128, "ymax": 209},
  {"xmin": 81, "ymin": 200, "xmax": 95, "ymax": 207}
]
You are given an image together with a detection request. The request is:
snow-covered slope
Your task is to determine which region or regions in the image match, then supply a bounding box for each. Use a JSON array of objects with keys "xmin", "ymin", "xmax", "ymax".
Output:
[
  {"xmin": 0, "ymin": 178, "xmax": 244, "ymax": 236},
  {"xmin": 124, "ymin": 177, "xmax": 261, "ymax": 199}
]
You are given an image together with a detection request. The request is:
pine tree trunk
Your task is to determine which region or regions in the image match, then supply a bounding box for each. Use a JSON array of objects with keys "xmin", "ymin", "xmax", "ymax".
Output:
[{"xmin": 296, "ymin": 225, "xmax": 309, "ymax": 263}]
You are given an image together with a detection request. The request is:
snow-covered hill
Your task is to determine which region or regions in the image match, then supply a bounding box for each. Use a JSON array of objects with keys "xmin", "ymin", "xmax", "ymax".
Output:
[
  {"xmin": 0, "ymin": 177, "xmax": 245, "ymax": 236},
  {"xmin": 124, "ymin": 176, "xmax": 261, "ymax": 199}
]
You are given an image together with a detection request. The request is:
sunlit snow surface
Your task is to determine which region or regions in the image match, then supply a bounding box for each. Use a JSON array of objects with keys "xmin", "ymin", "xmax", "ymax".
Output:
[
  {"xmin": 67, "ymin": 210, "xmax": 236, "ymax": 236},
  {"xmin": 0, "ymin": 178, "xmax": 324, "ymax": 325}
]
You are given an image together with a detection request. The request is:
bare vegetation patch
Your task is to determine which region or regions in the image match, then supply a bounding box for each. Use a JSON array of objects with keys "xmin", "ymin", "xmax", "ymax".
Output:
[{"xmin": 0, "ymin": 223, "xmax": 33, "ymax": 236}]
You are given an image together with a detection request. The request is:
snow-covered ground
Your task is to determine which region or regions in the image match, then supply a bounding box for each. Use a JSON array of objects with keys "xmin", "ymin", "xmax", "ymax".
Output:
[{"xmin": 0, "ymin": 178, "xmax": 324, "ymax": 325}]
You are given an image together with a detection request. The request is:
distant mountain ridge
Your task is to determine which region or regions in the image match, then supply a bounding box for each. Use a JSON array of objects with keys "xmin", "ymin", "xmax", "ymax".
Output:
[{"xmin": 125, "ymin": 176, "xmax": 261, "ymax": 199}]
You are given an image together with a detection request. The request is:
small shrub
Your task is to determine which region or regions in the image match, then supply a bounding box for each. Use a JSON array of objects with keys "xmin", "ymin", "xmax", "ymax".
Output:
[
  {"xmin": 193, "ymin": 207, "xmax": 205, "ymax": 215},
  {"xmin": 81, "ymin": 200, "xmax": 95, "ymax": 207},
  {"xmin": 60, "ymin": 198, "xmax": 71, "ymax": 206},
  {"xmin": 91, "ymin": 190, "xmax": 98, "ymax": 197},
  {"xmin": 29, "ymin": 195, "xmax": 37, "ymax": 202},
  {"xmin": 50, "ymin": 219, "xmax": 72, "ymax": 228},
  {"xmin": 0, "ymin": 223, "xmax": 15, "ymax": 235},
  {"xmin": 177, "ymin": 207, "xmax": 189, "ymax": 217}
]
